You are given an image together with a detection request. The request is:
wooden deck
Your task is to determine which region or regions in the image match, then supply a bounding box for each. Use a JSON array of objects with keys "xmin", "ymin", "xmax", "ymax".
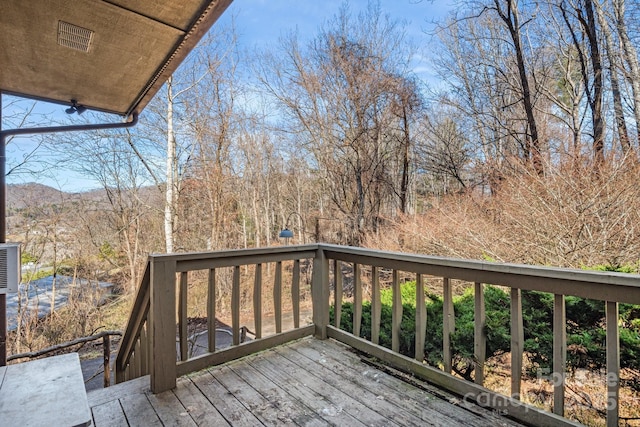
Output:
[{"xmin": 89, "ymin": 337, "xmax": 525, "ymax": 426}]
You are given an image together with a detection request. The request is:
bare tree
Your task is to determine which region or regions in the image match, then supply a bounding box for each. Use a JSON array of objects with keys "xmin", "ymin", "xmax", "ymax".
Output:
[
  {"xmin": 491, "ymin": 0, "xmax": 544, "ymax": 174},
  {"xmin": 613, "ymin": 0, "xmax": 640, "ymax": 146},
  {"xmin": 559, "ymin": 0, "xmax": 605, "ymax": 165},
  {"xmin": 258, "ymin": 1, "xmax": 418, "ymax": 243}
]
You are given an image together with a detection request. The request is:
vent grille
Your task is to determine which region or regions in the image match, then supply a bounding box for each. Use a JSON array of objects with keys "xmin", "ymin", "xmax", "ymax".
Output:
[
  {"xmin": 0, "ymin": 244, "xmax": 20, "ymax": 294},
  {"xmin": 57, "ymin": 21, "xmax": 94, "ymax": 52},
  {"xmin": 0, "ymin": 249, "xmax": 6, "ymax": 290}
]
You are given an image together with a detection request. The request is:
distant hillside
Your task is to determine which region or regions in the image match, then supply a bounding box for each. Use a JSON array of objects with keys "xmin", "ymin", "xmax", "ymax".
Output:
[
  {"xmin": 7, "ymin": 183, "xmax": 73, "ymax": 210},
  {"xmin": 7, "ymin": 182, "xmax": 159, "ymax": 211}
]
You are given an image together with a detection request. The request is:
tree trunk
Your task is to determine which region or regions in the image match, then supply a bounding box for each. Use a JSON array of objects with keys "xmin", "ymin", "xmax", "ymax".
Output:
[
  {"xmin": 494, "ymin": 0, "xmax": 543, "ymax": 174},
  {"xmin": 613, "ymin": 0, "xmax": 640, "ymax": 147},
  {"xmin": 594, "ymin": 0, "xmax": 630, "ymax": 154},
  {"xmin": 165, "ymin": 76, "xmax": 176, "ymax": 253},
  {"xmin": 399, "ymin": 104, "xmax": 411, "ymax": 214}
]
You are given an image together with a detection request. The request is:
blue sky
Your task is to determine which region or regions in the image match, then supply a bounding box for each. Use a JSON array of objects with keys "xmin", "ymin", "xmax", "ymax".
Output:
[
  {"xmin": 222, "ymin": 0, "xmax": 453, "ymax": 77},
  {"xmin": 3, "ymin": 0, "xmax": 454, "ymax": 192}
]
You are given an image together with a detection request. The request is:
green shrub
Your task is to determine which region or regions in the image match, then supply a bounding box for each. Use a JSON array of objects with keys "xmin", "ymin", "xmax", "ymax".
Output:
[{"xmin": 330, "ymin": 281, "xmax": 640, "ymax": 378}]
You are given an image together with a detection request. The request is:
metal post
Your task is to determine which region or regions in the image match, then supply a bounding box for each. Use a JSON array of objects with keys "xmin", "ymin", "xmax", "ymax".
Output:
[{"xmin": 0, "ymin": 99, "xmax": 137, "ymax": 365}]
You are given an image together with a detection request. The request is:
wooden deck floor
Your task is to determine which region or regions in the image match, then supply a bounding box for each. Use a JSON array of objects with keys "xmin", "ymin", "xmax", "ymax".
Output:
[{"xmin": 88, "ymin": 337, "xmax": 525, "ymax": 426}]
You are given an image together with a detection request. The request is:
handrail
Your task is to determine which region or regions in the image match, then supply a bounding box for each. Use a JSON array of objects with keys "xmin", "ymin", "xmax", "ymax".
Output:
[
  {"xmin": 115, "ymin": 261, "xmax": 151, "ymax": 383},
  {"xmin": 320, "ymin": 244, "xmax": 640, "ymax": 304}
]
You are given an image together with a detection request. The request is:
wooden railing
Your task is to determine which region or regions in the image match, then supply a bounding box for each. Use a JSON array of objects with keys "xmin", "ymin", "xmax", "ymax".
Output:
[
  {"xmin": 116, "ymin": 244, "xmax": 640, "ymax": 427},
  {"xmin": 115, "ymin": 245, "xmax": 319, "ymax": 391},
  {"xmin": 115, "ymin": 262, "xmax": 150, "ymax": 383}
]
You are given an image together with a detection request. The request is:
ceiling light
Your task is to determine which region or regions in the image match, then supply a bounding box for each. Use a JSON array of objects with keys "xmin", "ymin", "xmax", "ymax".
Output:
[{"xmin": 65, "ymin": 99, "xmax": 87, "ymax": 115}]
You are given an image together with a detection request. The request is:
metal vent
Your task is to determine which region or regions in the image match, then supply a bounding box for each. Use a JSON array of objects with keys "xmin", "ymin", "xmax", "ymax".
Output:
[
  {"xmin": 0, "ymin": 243, "xmax": 19, "ymax": 294},
  {"xmin": 0, "ymin": 249, "xmax": 7, "ymax": 290},
  {"xmin": 57, "ymin": 21, "xmax": 94, "ymax": 52}
]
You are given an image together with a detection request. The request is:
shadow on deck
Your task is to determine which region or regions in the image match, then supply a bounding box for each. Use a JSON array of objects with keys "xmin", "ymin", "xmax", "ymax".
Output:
[{"xmin": 90, "ymin": 337, "xmax": 524, "ymax": 426}]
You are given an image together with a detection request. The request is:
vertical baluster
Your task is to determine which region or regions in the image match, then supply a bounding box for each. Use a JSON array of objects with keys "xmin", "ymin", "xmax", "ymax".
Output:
[
  {"xmin": 474, "ymin": 282, "xmax": 486, "ymax": 385},
  {"xmin": 103, "ymin": 334, "xmax": 111, "ymax": 387},
  {"xmin": 232, "ymin": 266, "xmax": 240, "ymax": 345},
  {"xmin": 353, "ymin": 263, "xmax": 362, "ymax": 337},
  {"xmin": 606, "ymin": 301, "xmax": 619, "ymax": 427},
  {"xmin": 140, "ymin": 324, "xmax": 148, "ymax": 376},
  {"xmin": 292, "ymin": 259, "xmax": 301, "ymax": 328},
  {"xmin": 207, "ymin": 268, "xmax": 216, "ymax": 352},
  {"xmin": 553, "ymin": 294, "xmax": 566, "ymax": 416},
  {"xmin": 179, "ymin": 271, "xmax": 188, "ymax": 361},
  {"xmin": 274, "ymin": 261, "xmax": 282, "ymax": 334},
  {"xmin": 392, "ymin": 270, "xmax": 402, "ymax": 353},
  {"xmin": 254, "ymin": 264, "xmax": 263, "ymax": 339},
  {"xmin": 371, "ymin": 266, "xmax": 381, "ymax": 345},
  {"xmin": 443, "ymin": 277, "xmax": 454, "ymax": 374},
  {"xmin": 511, "ymin": 288, "xmax": 524, "ymax": 399},
  {"xmin": 133, "ymin": 340, "xmax": 141, "ymax": 378},
  {"xmin": 334, "ymin": 260, "xmax": 343, "ymax": 328},
  {"xmin": 415, "ymin": 273, "xmax": 426, "ymax": 361}
]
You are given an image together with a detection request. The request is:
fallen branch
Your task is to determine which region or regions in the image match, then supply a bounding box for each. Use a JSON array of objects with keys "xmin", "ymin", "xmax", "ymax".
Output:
[{"xmin": 8, "ymin": 330, "xmax": 122, "ymax": 361}]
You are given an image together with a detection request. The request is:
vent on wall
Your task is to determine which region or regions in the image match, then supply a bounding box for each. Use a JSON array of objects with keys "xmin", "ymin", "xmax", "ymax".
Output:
[
  {"xmin": 57, "ymin": 21, "xmax": 94, "ymax": 53},
  {"xmin": 0, "ymin": 243, "xmax": 20, "ymax": 294}
]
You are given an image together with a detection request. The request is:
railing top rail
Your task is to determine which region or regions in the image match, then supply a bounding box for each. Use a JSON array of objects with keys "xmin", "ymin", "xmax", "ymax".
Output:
[
  {"xmin": 150, "ymin": 245, "xmax": 319, "ymax": 272},
  {"xmin": 149, "ymin": 244, "xmax": 319, "ymax": 262},
  {"xmin": 318, "ymin": 244, "xmax": 640, "ymax": 304},
  {"xmin": 116, "ymin": 261, "xmax": 151, "ymax": 369}
]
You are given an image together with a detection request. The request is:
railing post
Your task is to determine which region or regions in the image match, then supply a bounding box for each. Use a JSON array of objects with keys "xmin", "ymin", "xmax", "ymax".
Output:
[
  {"xmin": 312, "ymin": 247, "xmax": 329, "ymax": 339},
  {"xmin": 150, "ymin": 257, "xmax": 177, "ymax": 393}
]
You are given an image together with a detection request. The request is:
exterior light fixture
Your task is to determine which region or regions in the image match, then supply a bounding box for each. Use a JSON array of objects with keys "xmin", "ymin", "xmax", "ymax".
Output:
[{"xmin": 65, "ymin": 99, "xmax": 87, "ymax": 115}]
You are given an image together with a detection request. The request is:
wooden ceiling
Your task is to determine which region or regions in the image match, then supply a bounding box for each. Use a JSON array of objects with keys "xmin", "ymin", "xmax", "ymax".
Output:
[{"xmin": 0, "ymin": 0, "xmax": 233, "ymax": 116}]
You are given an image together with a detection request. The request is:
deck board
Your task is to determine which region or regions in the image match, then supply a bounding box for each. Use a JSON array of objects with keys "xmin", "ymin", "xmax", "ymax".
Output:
[
  {"xmin": 172, "ymin": 376, "xmax": 231, "ymax": 427},
  {"xmin": 229, "ymin": 362, "xmax": 328, "ymax": 427},
  {"xmin": 89, "ymin": 337, "xmax": 526, "ymax": 426},
  {"xmin": 189, "ymin": 370, "xmax": 264, "ymax": 426},
  {"xmin": 91, "ymin": 399, "xmax": 128, "ymax": 427},
  {"xmin": 119, "ymin": 393, "xmax": 162, "ymax": 427},
  {"xmin": 278, "ymin": 343, "xmax": 439, "ymax": 426},
  {"xmin": 213, "ymin": 365, "xmax": 299, "ymax": 426},
  {"xmin": 301, "ymin": 336, "xmax": 522, "ymax": 426}
]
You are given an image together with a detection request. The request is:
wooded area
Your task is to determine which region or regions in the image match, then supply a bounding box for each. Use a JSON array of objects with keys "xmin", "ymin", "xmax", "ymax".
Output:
[{"xmin": 4, "ymin": 0, "xmax": 640, "ymax": 362}]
